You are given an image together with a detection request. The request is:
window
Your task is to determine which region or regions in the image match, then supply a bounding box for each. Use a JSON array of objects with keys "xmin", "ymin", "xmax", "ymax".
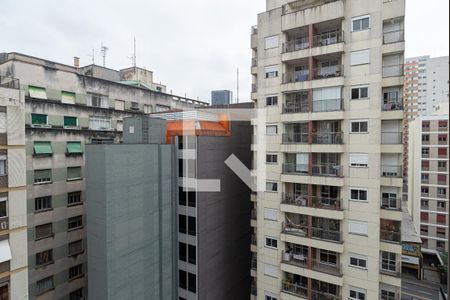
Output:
[
  {"xmin": 29, "ymin": 86, "xmax": 48, "ymax": 100},
  {"xmin": 263, "ymin": 208, "xmax": 278, "ymax": 221},
  {"xmin": 349, "ymin": 154, "xmax": 368, "ymax": 168},
  {"xmin": 179, "ymin": 215, "xmax": 186, "ymax": 234},
  {"xmin": 421, "ymin": 174, "xmax": 429, "ymax": 182},
  {"xmin": 350, "ymin": 188, "xmax": 368, "ymax": 201},
  {"xmin": 35, "ymin": 223, "xmax": 53, "ymax": 240},
  {"xmin": 31, "ymin": 114, "xmax": 48, "ymax": 125},
  {"xmin": 89, "ymin": 116, "xmax": 111, "ymax": 130},
  {"xmin": 34, "ymin": 169, "xmax": 52, "ymax": 184},
  {"xmin": 351, "ymin": 86, "xmax": 369, "ymax": 100},
  {"xmin": 68, "ymin": 191, "xmax": 82, "ymax": 206},
  {"xmin": 130, "ymin": 102, "xmax": 139, "ymax": 110},
  {"xmin": 265, "ymin": 36, "xmax": 279, "ymax": 49},
  {"xmin": 437, "ymin": 227, "xmax": 446, "ymax": 236},
  {"xmin": 438, "ymin": 174, "xmax": 447, "ymax": 183},
  {"xmin": 265, "ymin": 65, "xmax": 279, "ymax": 78},
  {"xmin": 266, "ymin": 95, "xmax": 278, "ymax": 106},
  {"xmin": 188, "ymin": 216, "xmax": 196, "ymax": 236},
  {"xmin": 439, "ymin": 120, "xmax": 448, "ymax": 128},
  {"xmin": 61, "ymin": 91, "xmax": 75, "ymax": 104},
  {"xmin": 421, "ymin": 199, "xmax": 429, "ymax": 208},
  {"xmin": 188, "ymin": 272, "xmax": 196, "ymax": 293},
  {"xmin": 422, "ymin": 161, "xmax": 429, "ymax": 170},
  {"xmin": 350, "ymin": 120, "xmax": 368, "ymax": 133},
  {"xmin": 266, "ymin": 154, "xmax": 278, "ymax": 164},
  {"xmin": 438, "ymin": 135, "xmax": 447, "ymax": 142},
  {"xmin": 266, "ymin": 125, "xmax": 278, "ymax": 135},
  {"xmin": 352, "ymin": 15, "xmax": 370, "ymax": 31},
  {"xmin": 36, "ymin": 249, "xmax": 53, "ymax": 266},
  {"xmin": 438, "ymin": 148, "xmax": 447, "ymax": 157},
  {"xmin": 144, "ymin": 104, "xmax": 152, "ymax": 114},
  {"xmin": 265, "ymin": 295, "xmax": 277, "ymax": 300},
  {"xmin": 265, "ymin": 237, "xmax": 277, "ymax": 249},
  {"xmin": 64, "ymin": 116, "xmax": 78, "ymax": 128},
  {"xmin": 420, "ymin": 225, "xmax": 428, "ymax": 234},
  {"xmin": 36, "ymin": 276, "xmax": 54, "ymax": 295},
  {"xmin": 319, "ymin": 249, "xmax": 337, "ymax": 265},
  {"xmin": 69, "ymin": 240, "xmax": 84, "ymax": 256},
  {"xmin": 438, "ymin": 161, "xmax": 447, "ymax": 169},
  {"xmin": 422, "ymin": 134, "xmax": 429, "ymax": 142},
  {"xmin": 437, "ymin": 214, "xmax": 446, "ymax": 224},
  {"xmin": 66, "ymin": 142, "xmax": 83, "ymax": 155},
  {"xmin": 188, "ymin": 244, "xmax": 196, "ymax": 265},
  {"xmin": 264, "ymin": 263, "xmax": 279, "ymax": 278},
  {"xmin": 179, "ymin": 270, "xmax": 187, "ymax": 289},
  {"xmin": 87, "ymin": 93, "xmax": 108, "ymax": 108},
  {"xmin": 349, "ymin": 220, "xmax": 368, "ymax": 235},
  {"xmin": 422, "ymin": 148, "xmax": 429, "ymax": 157},
  {"xmin": 67, "ymin": 167, "xmax": 82, "ymax": 180},
  {"xmin": 381, "ymin": 251, "xmax": 397, "ymax": 272},
  {"xmin": 266, "ymin": 181, "xmax": 278, "ymax": 192},
  {"xmin": 179, "ymin": 187, "xmax": 187, "ymax": 206},
  {"xmin": 349, "ymin": 253, "xmax": 367, "ymax": 268},
  {"xmin": 0, "ymin": 197, "xmax": 6, "ymax": 218},
  {"xmin": 421, "ymin": 212, "xmax": 429, "ymax": 222},
  {"xmin": 156, "ymin": 104, "xmax": 170, "ymax": 112},
  {"xmin": 33, "ymin": 141, "xmax": 53, "ymax": 155},
  {"xmin": 179, "ymin": 242, "xmax": 187, "ymax": 261},
  {"xmin": 69, "ymin": 288, "xmax": 83, "ymax": 300},
  {"xmin": 349, "ymin": 287, "xmax": 366, "ymax": 300},
  {"xmin": 35, "ymin": 196, "xmax": 52, "ymax": 212},
  {"xmin": 381, "ymin": 289, "xmax": 396, "ymax": 300},
  {"xmin": 68, "ymin": 216, "xmax": 83, "ymax": 230},
  {"xmin": 0, "ymin": 110, "xmax": 5, "ymax": 134},
  {"xmin": 69, "ymin": 264, "xmax": 83, "ymax": 280},
  {"xmin": 115, "ymin": 100, "xmax": 125, "ymax": 111},
  {"xmin": 438, "ymin": 188, "xmax": 447, "ymax": 196},
  {"xmin": 351, "ymin": 49, "xmax": 370, "ymax": 66},
  {"xmin": 0, "ymin": 157, "xmax": 5, "ymax": 176}
]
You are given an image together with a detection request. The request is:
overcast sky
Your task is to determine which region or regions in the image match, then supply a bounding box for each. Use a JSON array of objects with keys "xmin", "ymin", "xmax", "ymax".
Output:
[{"xmin": 0, "ymin": 0, "xmax": 448, "ymax": 103}]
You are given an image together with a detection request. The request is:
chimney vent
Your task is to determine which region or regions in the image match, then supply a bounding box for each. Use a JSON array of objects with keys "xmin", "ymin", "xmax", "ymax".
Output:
[{"xmin": 73, "ymin": 57, "xmax": 80, "ymax": 68}]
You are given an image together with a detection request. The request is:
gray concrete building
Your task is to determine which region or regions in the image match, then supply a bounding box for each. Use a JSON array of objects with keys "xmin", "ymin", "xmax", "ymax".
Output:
[
  {"xmin": 0, "ymin": 52, "xmax": 206, "ymax": 300},
  {"xmin": 211, "ymin": 90, "xmax": 233, "ymax": 106},
  {"xmin": 85, "ymin": 118, "xmax": 177, "ymax": 300}
]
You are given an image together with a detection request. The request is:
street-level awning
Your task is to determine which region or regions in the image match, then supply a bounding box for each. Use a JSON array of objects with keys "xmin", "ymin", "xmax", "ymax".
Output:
[{"xmin": 0, "ymin": 239, "xmax": 11, "ymax": 263}]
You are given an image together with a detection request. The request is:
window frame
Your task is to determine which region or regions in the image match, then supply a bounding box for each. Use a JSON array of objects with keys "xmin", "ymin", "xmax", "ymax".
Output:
[
  {"xmin": 35, "ymin": 196, "xmax": 52, "ymax": 212},
  {"xmin": 351, "ymin": 86, "xmax": 369, "ymax": 100},
  {"xmin": 351, "ymin": 15, "xmax": 371, "ymax": 32},
  {"xmin": 264, "ymin": 35, "xmax": 279, "ymax": 49},
  {"xmin": 349, "ymin": 253, "xmax": 367, "ymax": 269},
  {"xmin": 350, "ymin": 120, "xmax": 369, "ymax": 133},
  {"xmin": 349, "ymin": 187, "xmax": 368, "ymax": 202},
  {"xmin": 264, "ymin": 236, "xmax": 278, "ymax": 249}
]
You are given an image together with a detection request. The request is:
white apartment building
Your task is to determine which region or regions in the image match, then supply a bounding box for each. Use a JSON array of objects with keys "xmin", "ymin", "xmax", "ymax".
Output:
[
  {"xmin": 0, "ymin": 76, "xmax": 28, "ymax": 299},
  {"xmin": 250, "ymin": 0, "xmax": 405, "ymax": 299},
  {"xmin": 408, "ymin": 103, "xmax": 448, "ymax": 254}
]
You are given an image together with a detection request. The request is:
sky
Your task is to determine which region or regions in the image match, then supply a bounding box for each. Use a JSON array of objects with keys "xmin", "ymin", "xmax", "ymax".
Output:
[{"xmin": 0, "ymin": 0, "xmax": 448, "ymax": 103}]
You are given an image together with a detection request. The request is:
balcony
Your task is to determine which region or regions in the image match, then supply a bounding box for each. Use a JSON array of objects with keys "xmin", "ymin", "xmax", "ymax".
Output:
[
  {"xmin": 0, "ymin": 76, "xmax": 20, "ymax": 90},
  {"xmin": 283, "ymin": 92, "xmax": 309, "ymax": 114},
  {"xmin": 312, "ymin": 98, "xmax": 343, "ymax": 113},
  {"xmin": 382, "ymin": 99, "xmax": 403, "ymax": 111},
  {"xmin": 383, "ymin": 29, "xmax": 404, "ymax": 44},
  {"xmin": 251, "ymin": 257, "xmax": 257, "ymax": 270},
  {"xmin": 311, "ymin": 164, "xmax": 342, "ymax": 177},
  {"xmin": 380, "ymin": 219, "xmax": 401, "ymax": 243},
  {"xmin": 282, "ymin": 193, "xmax": 309, "ymax": 207},
  {"xmin": 251, "ymin": 234, "xmax": 257, "ymax": 245},
  {"xmin": 282, "ymin": 281, "xmax": 308, "ymax": 298},
  {"xmin": 312, "ymin": 30, "xmax": 344, "ymax": 48},
  {"xmin": 311, "ymin": 132, "xmax": 343, "ymax": 144},
  {"xmin": 381, "ymin": 132, "xmax": 403, "ymax": 144},
  {"xmin": 284, "ymin": 70, "xmax": 310, "ymax": 84},
  {"xmin": 312, "ymin": 65, "xmax": 343, "ymax": 80},
  {"xmin": 381, "ymin": 165, "xmax": 402, "ymax": 178},
  {"xmin": 282, "ymin": 132, "xmax": 309, "ymax": 144},
  {"xmin": 284, "ymin": 37, "xmax": 310, "ymax": 53},
  {"xmin": 282, "ymin": 193, "xmax": 341, "ymax": 211},
  {"xmin": 251, "ymin": 209, "xmax": 257, "ymax": 220},
  {"xmin": 311, "ymin": 290, "xmax": 340, "ymax": 300},
  {"xmin": 381, "ymin": 197, "xmax": 401, "ymax": 211},
  {"xmin": 312, "ymin": 196, "xmax": 341, "ymax": 210},
  {"xmin": 282, "ymin": 249, "xmax": 342, "ymax": 277},
  {"xmin": 311, "ymin": 227, "xmax": 341, "ymax": 243}
]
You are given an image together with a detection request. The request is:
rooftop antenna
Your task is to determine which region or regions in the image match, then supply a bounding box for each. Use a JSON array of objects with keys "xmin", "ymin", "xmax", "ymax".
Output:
[
  {"xmin": 100, "ymin": 43, "xmax": 108, "ymax": 67},
  {"xmin": 236, "ymin": 68, "xmax": 240, "ymax": 104},
  {"xmin": 87, "ymin": 48, "xmax": 95, "ymax": 65},
  {"xmin": 128, "ymin": 37, "xmax": 137, "ymax": 68}
]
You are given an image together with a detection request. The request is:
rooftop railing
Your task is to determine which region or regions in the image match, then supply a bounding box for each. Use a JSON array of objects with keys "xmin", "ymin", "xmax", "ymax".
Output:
[{"xmin": 0, "ymin": 76, "xmax": 19, "ymax": 90}]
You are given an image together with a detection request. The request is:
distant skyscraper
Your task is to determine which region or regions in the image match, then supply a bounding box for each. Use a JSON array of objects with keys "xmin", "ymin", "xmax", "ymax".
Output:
[{"xmin": 211, "ymin": 90, "xmax": 233, "ymax": 105}]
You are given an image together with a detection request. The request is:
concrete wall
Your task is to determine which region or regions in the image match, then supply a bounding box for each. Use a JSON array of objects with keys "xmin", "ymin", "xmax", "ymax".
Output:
[{"xmin": 86, "ymin": 143, "xmax": 177, "ymax": 300}]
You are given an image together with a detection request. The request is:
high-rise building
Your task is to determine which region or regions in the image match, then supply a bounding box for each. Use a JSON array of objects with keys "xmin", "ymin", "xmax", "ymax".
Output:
[
  {"xmin": 0, "ymin": 52, "xmax": 206, "ymax": 299},
  {"xmin": 407, "ymin": 103, "xmax": 448, "ymax": 254},
  {"xmin": 0, "ymin": 76, "xmax": 28, "ymax": 299},
  {"xmin": 211, "ymin": 90, "xmax": 233, "ymax": 106},
  {"xmin": 250, "ymin": 0, "xmax": 405, "ymax": 299}
]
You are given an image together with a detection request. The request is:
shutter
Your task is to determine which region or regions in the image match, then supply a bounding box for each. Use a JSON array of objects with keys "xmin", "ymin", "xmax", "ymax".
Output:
[
  {"xmin": 66, "ymin": 142, "xmax": 83, "ymax": 154},
  {"xmin": 32, "ymin": 114, "xmax": 47, "ymax": 125},
  {"xmin": 349, "ymin": 154, "xmax": 368, "ymax": 167},
  {"xmin": 265, "ymin": 65, "xmax": 278, "ymax": 74},
  {"xmin": 61, "ymin": 92, "xmax": 75, "ymax": 104},
  {"xmin": 67, "ymin": 167, "xmax": 81, "ymax": 179},
  {"xmin": 264, "ymin": 208, "xmax": 278, "ymax": 221},
  {"xmin": 0, "ymin": 112, "xmax": 5, "ymax": 133},
  {"xmin": 36, "ymin": 169, "xmax": 51, "ymax": 180},
  {"xmin": 29, "ymin": 86, "xmax": 47, "ymax": 99},
  {"xmin": 349, "ymin": 220, "xmax": 368, "ymax": 235},
  {"xmin": 264, "ymin": 263, "xmax": 279, "ymax": 277},
  {"xmin": 437, "ymin": 214, "xmax": 446, "ymax": 223},
  {"xmin": 351, "ymin": 50, "xmax": 370, "ymax": 65},
  {"xmin": 64, "ymin": 116, "xmax": 77, "ymax": 127},
  {"xmin": 33, "ymin": 142, "xmax": 53, "ymax": 155},
  {"xmin": 265, "ymin": 36, "xmax": 279, "ymax": 49}
]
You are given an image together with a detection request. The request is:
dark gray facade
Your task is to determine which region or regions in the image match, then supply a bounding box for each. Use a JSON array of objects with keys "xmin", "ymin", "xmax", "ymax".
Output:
[
  {"xmin": 85, "ymin": 142, "xmax": 177, "ymax": 300},
  {"xmin": 211, "ymin": 90, "xmax": 232, "ymax": 106}
]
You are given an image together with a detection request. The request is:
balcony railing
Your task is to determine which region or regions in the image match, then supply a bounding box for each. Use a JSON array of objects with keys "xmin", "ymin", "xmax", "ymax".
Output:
[
  {"xmin": 312, "ymin": 65, "xmax": 344, "ymax": 80},
  {"xmin": 282, "ymin": 221, "xmax": 308, "ymax": 237},
  {"xmin": 311, "ymin": 259, "xmax": 341, "ymax": 277},
  {"xmin": 311, "ymin": 290, "xmax": 340, "ymax": 300},
  {"xmin": 282, "ymin": 132, "xmax": 309, "ymax": 144},
  {"xmin": 283, "ymin": 163, "xmax": 309, "ymax": 175},
  {"xmin": 382, "ymin": 64, "xmax": 403, "ymax": 77},
  {"xmin": 283, "ymin": 101, "xmax": 309, "ymax": 114},
  {"xmin": 284, "ymin": 38, "xmax": 310, "ymax": 53},
  {"xmin": 282, "ymin": 281, "xmax": 308, "ymax": 298},
  {"xmin": 383, "ymin": 29, "xmax": 404, "ymax": 44},
  {"xmin": 311, "ymin": 227, "xmax": 341, "ymax": 242},
  {"xmin": 382, "ymin": 100, "xmax": 404, "ymax": 111},
  {"xmin": 312, "ymin": 98, "xmax": 343, "ymax": 112},
  {"xmin": 311, "ymin": 132, "xmax": 343, "ymax": 144},
  {"xmin": 251, "ymin": 209, "xmax": 257, "ymax": 220},
  {"xmin": 0, "ymin": 76, "xmax": 20, "ymax": 90},
  {"xmin": 312, "ymin": 30, "xmax": 344, "ymax": 47},
  {"xmin": 381, "ymin": 197, "xmax": 401, "ymax": 211},
  {"xmin": 312, "ymin": 196, "xmax": 341, "ymax": 210},
  {"xmin": 380, "ymin": 230, "xmax": 401, "ymax": 243},
  {"xmin": 251, "ymin": 283, "xmax": 257, "ymax": 296},
  {"xmin": 282, "ymin": 250, "xmax": 308, "ymax": 268},
  {"xmin": 282, "ymin": 193, "xmax": 309, "ymax": 207},
  {"xmin": 283, "ymin": 70, "xmax": 309, "ymax": 83},
  {"xmin": 312, "ymin": 164, "xmax": 342, "ymax": 177},
  {"xmin": 381, "ymin": 132, "xmax": 403, "ymax": 144},
  {"xmin": 381, "ymin": 165, "xmax": 402, "ymax": 178}
]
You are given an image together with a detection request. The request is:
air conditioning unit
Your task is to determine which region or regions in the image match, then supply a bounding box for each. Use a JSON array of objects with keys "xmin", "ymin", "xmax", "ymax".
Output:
[{"xmin": 0, "ymin": 222, "xmax": 8, "ymax": 230}]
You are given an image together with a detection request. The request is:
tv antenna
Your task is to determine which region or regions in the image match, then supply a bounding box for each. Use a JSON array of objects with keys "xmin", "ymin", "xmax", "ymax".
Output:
[
  {"xmin": 100, "ymin": 43, "xmax": 108, "ymax": 67},
  {"xmin": 128, "ymin": 37, "xmax": 137, "ymax": 67},
  {"xmin": 87, "ymin": 48, "xmax": 95, "ymax": 64}
]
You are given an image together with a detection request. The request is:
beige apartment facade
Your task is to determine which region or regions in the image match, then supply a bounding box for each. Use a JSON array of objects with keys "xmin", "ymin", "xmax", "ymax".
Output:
[
  {"xmin": 408, "ymin": 105, "xmax": 449, "ymax": 254},
  {"xmin": 250, "ymin": 0, "xmax": 405, "ymax": 299}
]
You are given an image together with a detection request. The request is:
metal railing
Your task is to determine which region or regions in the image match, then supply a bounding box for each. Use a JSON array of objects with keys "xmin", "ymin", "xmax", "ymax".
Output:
[
  {"xmin": 312, "ymin": 132, "xmax": 343, "ymax": 144},
  {"xmin": 284, "ymin": 37, "xmax": 310, "ymax": 53},
  {"xmin": 312, "ymin": 30, "xmax": 344, "ymax": 47},
  {"xmin": 381, "ymin": 197, "xmax": 401, "ymax": 210},
  {"xmin": 383, "ymin": 29, "xmax": 404, "ymax": 44},
  {"xmin": 283, "ymin": 101, "xmax": 309, "ymax": 114},
  {"xmin": 0, "ymin": 76, "xmax": 19, "ymax": 90},
  {"xmin": 382, "ymin": 100, "xmax": 404, "ymax": 111},
  {"xmin": 311, "ymin": 290, "xmax": 340, "ymax": 300},
  {"xmin": 312, "ymin": 98, "xmax": 343, "ymax": 112},
  {"xmin": 380, "ymin": 229, "xmax": 401, "ymax": 243},
  {"xmin": 283, "ymin": 163, "xmax": 309, "ymax": 175},
  {"xmin": 282, "ymin": 132, "xmax": 309, "ymax": 144},
  {"xmin": 282, "ymin": 193, "xmax": 309, "ymax": 207},
  {"xmin": 251, "ymin": 209, "xmax": 257, "ymax": 220},
  {"xmin": 381, "ymin": 165, "xmax": 402, "ymax": 178},
  {"xmin": 311, "ymin": 227, "xmax": 341, "ymax": 242},
  {"xmin": 281, "ymin": 281, "xmax": 308, "ymax": 298},
  {"xmin": 282, "ymin": 221, "xmax": 309, "ymax": 237},
  {"xmin": 311, "ymin": 196, "xmax": 341, "ymax": 210},
  {"xmin": 283, "ymin": 70, "xmax": 309, "ymax": 83},
  {"xmin": 312, "ymin": 164, "xmax": 342, "ymax": 177},
  {"xmin": 312, "ymin": 65, "xmax": 343, "ymax": 80},
  {"xmin": 381, "ymin": 132, "xmax": 403, "ymax": 144},
  {"xmin": 282, "ymin": 0, "xmax": 340, "ymax": 15},
  {"xmin": 282, "ymin": 250, "xmax": 308, "ymax": 268},
  {"xmin": 311, "ymin": 259, "xmax": 342, "ymax": 277},
  {"xmin": 382, "ymin": 64, "xmax": 404, "ymax": 77}
]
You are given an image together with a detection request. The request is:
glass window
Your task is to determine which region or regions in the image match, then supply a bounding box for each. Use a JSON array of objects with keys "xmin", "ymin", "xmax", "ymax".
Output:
[
  {"xmin": 69, "ymin": 264, "xmax": 83, "ymax": 280},
  {"xmin": 68, "ymin": 191, "xmax": 82, "ymax": 206},
  {"xmin": 266, "ymin": 181, "xmax": 278, "ymax": 192},
  {"xmin": 61, "ymin": 91, "xmax": 76, "ymax": 104},
  {"xmin": 352, "ymin": 16, "xmax": 370, "ymax": 31},
  {"xmin": 36, "ymin": 249, "xmax": 53, "ymax": 266},
  {"xmin": 350, "ymin": 120, "xmax": 368, "ymax": 133},
  {"xmin": 69, "ymin": 240, "xmax": 83, "ymax": 256},
  {"xmin": 35, "ymin": 196, "xmax": 52, "ymax": 212},
  {"xmin": 179, "ymin": 242, "xmax": 187, "ymax": 261},
  {"xmin": 35, "ymin": 223, "xmax": 53, "ymax": 240},
  {"xmin": 266, "ymin": 96, "xmax": 278, "ymax": 106},
  {"xmin": 31, "ymin": 114, "xmax": 48, "ymax": 125},
  {"xmin": 64, "ymin": 116, "xmax": 78, "ymax": 127},
  {"xmin": 67, "ymin": 167, "xmax": 82, "ymax": 180},
  {"xmin": 34, "ymin": 169, "xmax": 52, "ymax": 184},
  {"xmin": 68, "ymin": 216, "xmax": 83, "ymax": 230},
  {"xmin": 36, "ymin": 276, "xmax": 54, "ymax": 295}
]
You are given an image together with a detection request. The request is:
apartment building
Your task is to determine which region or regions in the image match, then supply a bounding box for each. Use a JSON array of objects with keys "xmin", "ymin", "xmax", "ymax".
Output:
[
  {"xmin": 407, "ymin": 104, "xmax": 449, "ymax": 254},
  {"xmin": 0, "ymin": 52, "xmax": 206, "ymax": 300},
  {"xmin": 250, "ymin": 0, "xmax": 405, "ymax": 299},
  {"xmin": 0, "ymin": 76, "xmax": 28, "ymax": 299}
]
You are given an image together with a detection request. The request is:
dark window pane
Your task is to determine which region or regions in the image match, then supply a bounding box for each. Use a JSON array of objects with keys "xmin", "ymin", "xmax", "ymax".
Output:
[{"xmin": 179, "ymin": 242, "xmax": 187, "ymax": 262}]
